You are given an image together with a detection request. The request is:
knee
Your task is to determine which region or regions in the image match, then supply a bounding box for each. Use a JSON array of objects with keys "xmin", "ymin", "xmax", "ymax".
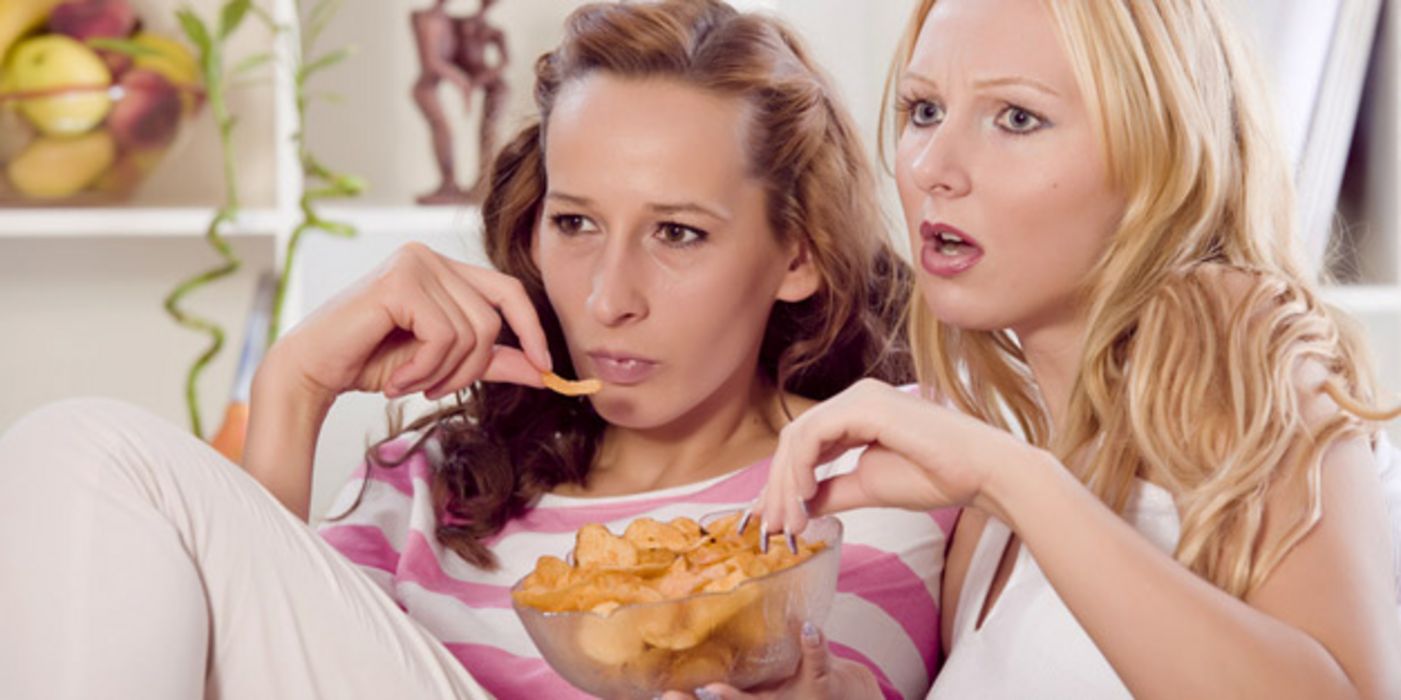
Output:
[{"xmin": 1, "ymin": 397, "xmax": 170, "ymax": 467}]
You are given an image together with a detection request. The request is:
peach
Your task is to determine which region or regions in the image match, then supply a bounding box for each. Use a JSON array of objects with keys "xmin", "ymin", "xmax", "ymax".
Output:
[{"xmin": 106, "ymin": 68, "xmax": 181, "ymax": 150}]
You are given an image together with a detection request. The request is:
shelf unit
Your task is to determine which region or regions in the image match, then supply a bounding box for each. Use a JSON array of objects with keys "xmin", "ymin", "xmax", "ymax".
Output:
[{"xmin": 2, "ymin": 0, "xmax": 1398, "ymax": 518}]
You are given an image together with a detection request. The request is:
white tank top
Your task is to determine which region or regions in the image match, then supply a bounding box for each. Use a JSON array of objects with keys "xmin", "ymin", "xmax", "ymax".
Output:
[{"xmin": 929, "ymin": 434, "xmax": 1401, "ymax": 699}]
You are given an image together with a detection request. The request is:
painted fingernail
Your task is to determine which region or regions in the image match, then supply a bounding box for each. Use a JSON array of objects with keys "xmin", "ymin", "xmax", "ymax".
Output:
[
  {"xmin": 694, "ymin": 688, "xmax": 721, "ymax": 700},
  {"xmin": 737, "ymin": 511, "xmax": 751, "ymax": 535},
  {"xmin": 802, "ymin": 621, "xmax": 819, "ymax": 646},
  {"xmin": 759, "ymin": 522, "xmax": 769, "ymax": 554},
  {"xmin": 786, "ymin": 531, "xmax": 798, "ymax": 555}
]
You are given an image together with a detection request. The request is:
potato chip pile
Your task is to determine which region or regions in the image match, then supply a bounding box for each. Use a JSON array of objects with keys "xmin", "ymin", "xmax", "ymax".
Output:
[
  {"xmin": 512, "ymin": 513, "xmax": 823, "ymax": 617},
  {"xmin": 511, "ymin": 513, "xmax": 833, "ymax": 693}
]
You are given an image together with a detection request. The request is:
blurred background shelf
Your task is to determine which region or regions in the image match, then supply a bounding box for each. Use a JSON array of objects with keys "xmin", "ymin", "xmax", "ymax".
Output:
[
  {"xmin": 0, "ymin": 206, "xmax": 286, "ymax": 237},
  {"xmin": 0, "ymin": 204, "xmax": 479, "ymax": 238}
]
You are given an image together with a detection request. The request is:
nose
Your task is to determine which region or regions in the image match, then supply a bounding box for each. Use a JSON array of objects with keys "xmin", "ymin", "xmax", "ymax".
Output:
[
  {"xmin": 586, "ymin": 237, "xmax": 648, "ymax": 327},
  {"xmin": 907, "ymin": 124, "xmax": 972, "ymax": 199}
]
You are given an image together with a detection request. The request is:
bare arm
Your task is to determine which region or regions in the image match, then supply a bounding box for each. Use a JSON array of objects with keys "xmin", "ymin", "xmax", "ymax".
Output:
[
  {"xmin": 241, "ymin": 345, "xmax": 335, "ymax": 520},
  {"xmin": 756, "ymin": 379, "xmax": 1401, "ymax": 699},
  {"xmin": 991, "ymin": 434, "xmax": 1400, "ymax": 699},
  {"xmin": 238, "ymin": 243, "xmax": 551, "ymax": 521}
]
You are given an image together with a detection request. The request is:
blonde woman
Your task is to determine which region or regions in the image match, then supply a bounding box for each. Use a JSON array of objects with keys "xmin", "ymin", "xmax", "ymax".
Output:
[
  {"xmin": 742, "ymin": 0, "xmax": 1401, "ymax": 698},
  {"xmin": 0, "ymin": 2, "xmax": 950, "ymax": 698}
]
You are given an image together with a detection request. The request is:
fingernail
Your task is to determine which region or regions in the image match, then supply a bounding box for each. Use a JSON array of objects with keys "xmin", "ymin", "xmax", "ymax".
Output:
[
  {"xmin": 785, "ymin": 531, "xmax": 798, "ymax": 555},
  {"xmin": 694, "ymin": 689, "xmax": 721, "ymax": 700},
  {"xmin": 759, "ymin": 522, "xmax": 769, "ymax": 554},
  {"xmin": 802, "ymin": 621, "xmax": 819, "ymax": 646},
  {"xmin": 737, "ymin": 511, "xmax": 751, "ymax": 535}
]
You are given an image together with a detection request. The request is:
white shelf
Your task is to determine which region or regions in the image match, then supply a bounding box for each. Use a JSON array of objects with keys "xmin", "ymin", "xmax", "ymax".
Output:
[
  {"xmin": 0, "ymin": 207, "xmax": 288, "ymax": 238},
  {"xmin": 0, "ymin": 204, "xmax": 483, "ymax": 239},
  {"xmin": 318, "ymin": 205, "xmax": 483, "ymax": 236}
]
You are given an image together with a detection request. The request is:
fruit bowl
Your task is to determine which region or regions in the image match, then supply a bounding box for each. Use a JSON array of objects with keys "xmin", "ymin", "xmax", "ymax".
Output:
[
  {"xmin": 512, "ymin": 514, "xmax": 843, "ymax": 699},
  {"xmin": 0, "ymin": 0, "xmax": 203, "ymax": 205}
]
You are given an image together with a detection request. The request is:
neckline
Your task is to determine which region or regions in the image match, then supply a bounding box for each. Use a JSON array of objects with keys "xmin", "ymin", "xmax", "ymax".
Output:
[
  {"xmin": 537, "ymin": 457, "xmax": 771, "ymax": 506},
  {"xmin": 960, "ymin": 517, "xmax": 1017, "ymax": 639}
]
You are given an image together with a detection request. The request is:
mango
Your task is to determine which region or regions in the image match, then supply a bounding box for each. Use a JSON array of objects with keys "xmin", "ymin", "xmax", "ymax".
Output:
[{"xmin": 7, "ymin": 129, "xmax": 115, "ymax": 198}]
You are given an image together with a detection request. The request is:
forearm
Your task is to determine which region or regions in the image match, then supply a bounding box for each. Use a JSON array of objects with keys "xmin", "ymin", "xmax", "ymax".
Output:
[
  {"xmin": 242, "ymin": 348, "xmax": 334, "ymax": 521},
  {"xmin": 984, "ymin": 449, "xmax": 1359, "ymax": 699}
]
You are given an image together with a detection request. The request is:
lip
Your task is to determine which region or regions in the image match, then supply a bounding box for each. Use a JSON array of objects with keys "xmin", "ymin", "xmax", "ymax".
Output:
[
  {"xmin": 919, "ymin": 221, "xmax": 984, "ymax": 278},
  {"xmin": 585, "ymin": 349, "xmax": 659, "ymax": 386}
]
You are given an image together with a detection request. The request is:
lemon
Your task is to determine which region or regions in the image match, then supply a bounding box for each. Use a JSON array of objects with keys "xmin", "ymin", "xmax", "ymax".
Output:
[{"xmin": 4, "ymin": 34, "xmax": 113, "ymax": 136}]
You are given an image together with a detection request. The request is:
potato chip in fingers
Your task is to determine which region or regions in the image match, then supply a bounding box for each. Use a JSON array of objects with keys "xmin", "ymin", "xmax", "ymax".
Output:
[{"xmin": 542, "ymin": 371, "xmax": 603, "ymax": 396}]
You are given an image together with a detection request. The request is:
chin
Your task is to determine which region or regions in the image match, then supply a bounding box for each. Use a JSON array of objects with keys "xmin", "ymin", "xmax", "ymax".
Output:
[
  {"xmin": 586, "ymin": 392, "xmax": 673, "ymax": 430},
  {"xmin": 916, "ymin": 282, "xmax": 1009, "ymax": 333}
]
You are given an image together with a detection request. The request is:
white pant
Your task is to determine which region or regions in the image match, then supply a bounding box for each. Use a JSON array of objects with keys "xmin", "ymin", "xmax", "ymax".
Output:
[{"xmin": 0, "ymin": 398, "xmax": 492, "ymax": 700}]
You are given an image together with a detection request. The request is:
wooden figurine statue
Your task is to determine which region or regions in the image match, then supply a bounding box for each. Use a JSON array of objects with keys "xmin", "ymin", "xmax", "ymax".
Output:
[{"xmin": 411, "ymin": 0, "xmax": 509, "ymax": 205}]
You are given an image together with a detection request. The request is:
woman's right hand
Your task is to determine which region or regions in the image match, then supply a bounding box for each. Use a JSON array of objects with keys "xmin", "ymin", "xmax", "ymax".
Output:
[{"xmin": 267, "ymin": 242, "xmax": 553, "ymax": 406}]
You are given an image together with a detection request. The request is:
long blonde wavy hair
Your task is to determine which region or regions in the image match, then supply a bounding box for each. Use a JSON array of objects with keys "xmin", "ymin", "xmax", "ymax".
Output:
[{"xmin": 885, "ymin": 0, "xmax": 1397, "ymax": 597}]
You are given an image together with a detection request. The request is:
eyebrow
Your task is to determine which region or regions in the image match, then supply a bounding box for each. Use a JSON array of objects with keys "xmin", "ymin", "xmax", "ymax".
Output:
[
  {"xmin": 901, "ymin": 72, "xmax": 1061, "ymax": 98},
  {"xmin": 545, "ymin": 192, "xmax": 731, "ymax": 223}
]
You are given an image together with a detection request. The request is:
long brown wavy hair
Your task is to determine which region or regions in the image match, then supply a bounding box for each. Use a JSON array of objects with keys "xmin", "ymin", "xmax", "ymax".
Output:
[
  {"xmin": 886, "ymin": 0, "xmax": 1399, "ymax": 597},
  {"xmin": 333, "ymin": 0, "xmax": 912, "ymax": 569}
]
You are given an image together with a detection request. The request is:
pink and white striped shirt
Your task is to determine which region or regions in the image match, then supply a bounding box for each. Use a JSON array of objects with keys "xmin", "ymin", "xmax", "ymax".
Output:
[{"xmin": 318, "ymin": 439, "xmax": 956, "ymax": 699}]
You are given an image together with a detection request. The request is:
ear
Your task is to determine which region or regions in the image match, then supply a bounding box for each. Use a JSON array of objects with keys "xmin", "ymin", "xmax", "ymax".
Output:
[{"xmin": 775, "ymin": 239, "xmax": 821, "ymax": 303}]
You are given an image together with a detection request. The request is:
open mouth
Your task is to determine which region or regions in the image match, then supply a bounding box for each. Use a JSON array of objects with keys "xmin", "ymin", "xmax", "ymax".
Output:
[{"xmin": 919, "ymin": 221, "xmax": 984, "ymax": 277}]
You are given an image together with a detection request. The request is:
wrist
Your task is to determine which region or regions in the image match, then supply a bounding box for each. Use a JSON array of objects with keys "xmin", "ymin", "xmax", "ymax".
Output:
[
  {"xmin": 975, "ymin": 443, "xmax": 1065, "ymax": 526},
  {"xmin": 254, "ymin": 342, "xmax": 337, "ymax": 415}
]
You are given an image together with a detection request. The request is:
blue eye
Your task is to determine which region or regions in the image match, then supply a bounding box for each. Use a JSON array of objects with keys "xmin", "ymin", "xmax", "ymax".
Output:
[
  {"xmin": 995, "ymin": 106, "xmax": 1046, "ymax": 134},
  {"xmin": 656, "ymin": 223, "xmax": 706, "ymax": 247},
  {"xmin": 905, "ymin": 98, "xmax": 943, "ymax": 128}
]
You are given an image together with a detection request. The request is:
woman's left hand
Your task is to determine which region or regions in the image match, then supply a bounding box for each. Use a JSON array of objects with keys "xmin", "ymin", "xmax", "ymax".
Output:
[
  {"xmin": 659, "ymin": 623, "xmax": 880, "ymax": 700},
  {"xmin": 751, "ymin": 378, "xmax": 1032, "ymax": 538}
]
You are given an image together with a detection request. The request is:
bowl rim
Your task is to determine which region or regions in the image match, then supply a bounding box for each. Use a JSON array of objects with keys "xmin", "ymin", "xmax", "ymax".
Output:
[{"xmin": 510, "ymin": 510, "xmax": 844, "ymax": 620}]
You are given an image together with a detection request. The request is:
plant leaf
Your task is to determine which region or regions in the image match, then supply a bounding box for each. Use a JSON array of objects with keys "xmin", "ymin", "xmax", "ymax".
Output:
[
  {"xmin": 305, "ymin": 0, "xmax": 344, "ymax": 48},
  {"xmin": 249, "ymin": 4, "xmax": 279, "ymax": 30},
  {"xmin": 176, "ymin": 8, "xmax": 213, "ymax": 58},
  {"xmin": 86, "ymin": 38, "xmax": 162, "ymax": 58},
  {"xmin": 230, "ymin": 77, "xmax": 272, "ymax": 91},
  {"xmin": 233, "ymin": 51, "xmax": 275, "ymax": 77},
  {"xmin": 219, "ymin": 0, "xmax": 252, "ymax": 40},
  {"xmin": 314, "ymin": 220, "xmax": 357, "ymax": 237},
  {"xmin": 333, "ymin": 174, "xmax": 366, "ymax": 195},
  {"xmin": 297, "ymin": 46, "xmax": 352, "ymax": 81}
]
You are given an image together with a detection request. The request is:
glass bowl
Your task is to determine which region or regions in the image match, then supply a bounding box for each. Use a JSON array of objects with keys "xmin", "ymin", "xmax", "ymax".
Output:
[
  {"xmin": 512, "ymin": 514, "xmax": 843, "ymax": 699},
  {"xmin": 0, "ymin": 4, "xmax": 203, "ymax": 205}
]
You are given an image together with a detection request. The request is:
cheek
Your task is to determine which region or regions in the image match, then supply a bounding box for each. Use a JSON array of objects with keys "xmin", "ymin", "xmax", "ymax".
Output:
[
  {"xmin": 536, "ymin": 247, "xmax": 589, "ymax": 323},
  {"xmin": 894, "ymin": 147, "xmax": 927, "ymax": 245}
]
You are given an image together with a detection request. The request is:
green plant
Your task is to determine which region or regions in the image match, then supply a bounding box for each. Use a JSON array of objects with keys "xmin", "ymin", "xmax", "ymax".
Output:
[
  {"xmin": 158, "ymin": 0, "xmax": 361, "ymax": 438},
  {"xmin": 160, "ymin": 0, "xmax": 258, "ymax": 438},
  {"xmin": 267, "ymin": 0, "xmax": 364, "ymax": 343}
]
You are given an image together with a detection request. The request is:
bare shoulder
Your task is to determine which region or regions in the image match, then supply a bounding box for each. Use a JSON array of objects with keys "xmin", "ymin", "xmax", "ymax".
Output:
[{"xmin": 1246, "ymin": 425, "xmax": 1401, "ymax": 696}]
